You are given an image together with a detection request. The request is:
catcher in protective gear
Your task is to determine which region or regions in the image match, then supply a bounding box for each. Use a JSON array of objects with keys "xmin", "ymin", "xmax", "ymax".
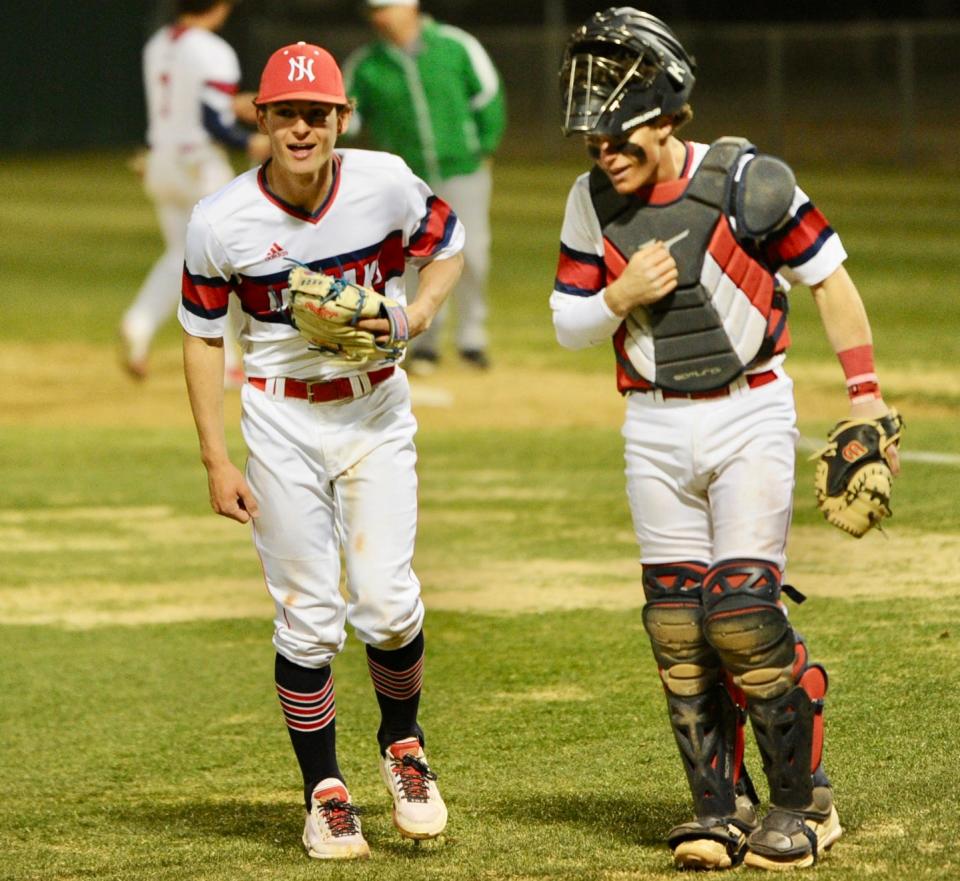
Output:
[
  {"xmin": 554, "ymin": 5, "xmax": 903, "ymax": 872},
  {"xmin": 287, "ymin": 265, "xmax": 410, "ymax": 364},
  {"xmin": 813, "ymin": 409, "xmax": 904, "ymax": 537}
]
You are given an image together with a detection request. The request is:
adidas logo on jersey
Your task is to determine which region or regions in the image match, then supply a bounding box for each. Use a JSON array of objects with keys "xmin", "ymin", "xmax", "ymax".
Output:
[{"xmin": 265, "ymin": 242, "xmax": 288, "ymax": 261}]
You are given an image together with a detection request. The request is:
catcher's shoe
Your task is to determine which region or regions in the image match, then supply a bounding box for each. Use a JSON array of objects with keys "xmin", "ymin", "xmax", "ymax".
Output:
[
  {"xmin": 302, "ymin": 778, "xmax": 370, "ymax": 860},
  {"xmin": 380, "ymin": 737, "xmax": 448, "ymax": 839},
  {"xmin": 744, "ymin": 787, "xmax": 842, "ymax": 870},
  {"xmin": 668, "ymin": 793, "xmax": 759, "ymax": 870}
]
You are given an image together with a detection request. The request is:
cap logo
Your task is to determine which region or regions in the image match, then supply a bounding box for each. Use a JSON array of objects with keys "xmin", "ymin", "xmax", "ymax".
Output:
[
  {"xmin": 665, "ymin": 60, "xmax": 686, "ymax": 82},
  {"xmin": 288, "ymin": 56, "xmax": 315, "ymax": 83}
]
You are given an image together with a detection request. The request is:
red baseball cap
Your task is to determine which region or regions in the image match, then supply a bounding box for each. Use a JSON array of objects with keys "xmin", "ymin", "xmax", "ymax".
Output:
[{"xmin": 254, "ymin": 42, "xmax": 347, "ymax": 105}]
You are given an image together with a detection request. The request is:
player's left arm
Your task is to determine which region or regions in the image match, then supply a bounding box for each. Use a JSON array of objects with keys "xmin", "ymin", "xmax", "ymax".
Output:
[
  {"xmin": 406, "ymin": 253, "xmax": 465, "ymax": 337},
  {"xmin": 357, "ymin": 253, "xmax": 464, "ymax": 340},
  {"xmin": 810, "ymin": 264, "xmax": 900, "ymax": 473},
  {"xmin": 370, "ymin": 177, "xmax": 465, "ymax": 342}
]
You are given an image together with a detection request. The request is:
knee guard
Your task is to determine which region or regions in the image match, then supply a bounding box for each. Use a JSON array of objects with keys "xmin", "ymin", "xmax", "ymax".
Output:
[
  {"xmin": 749, "ymin": 643, "xmax": 829, "ymax": 810},
  {"xmin": 702, "ymin": 559, "xmax": 796, "ymax": 701},
  {"xmin": 642, "ymin": 562, "xmax": 718, "ymax": 696}
]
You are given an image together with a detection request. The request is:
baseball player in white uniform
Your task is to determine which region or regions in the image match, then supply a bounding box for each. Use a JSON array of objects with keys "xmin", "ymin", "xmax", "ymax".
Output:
[
  {"xmin": 180, "ymin": 41, "xmax": 463, "ymax": 860},
  {"xmin": 122, "ymin": 0, "xmax": 267, "ymax": 383},
  {"xmin": 553, "ymin": 7, "xmax": 900, "ymax": 872}
]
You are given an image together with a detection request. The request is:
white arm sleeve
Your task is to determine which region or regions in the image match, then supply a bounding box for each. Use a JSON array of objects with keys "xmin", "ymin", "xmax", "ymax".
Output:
[
  {"xmin": 550, "ymin": 175, "xmax": 622, "ymax": 350},
  {"xmin": 550, "ymin": 290, "xmax": 621, "ymax": 350}
]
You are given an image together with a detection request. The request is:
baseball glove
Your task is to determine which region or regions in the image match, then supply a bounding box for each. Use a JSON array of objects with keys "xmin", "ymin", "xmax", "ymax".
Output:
[
  {"xmin": 812, "ymin": 409, "xmax": 904, "ymax": 537},
  {"xmin": 287, "ymin": 266, "xmax": 409, "ymax": 363}
]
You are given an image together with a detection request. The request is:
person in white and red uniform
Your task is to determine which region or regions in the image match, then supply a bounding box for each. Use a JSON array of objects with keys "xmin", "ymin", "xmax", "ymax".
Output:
[
  {"xmin": 180, "ymin": 41, "xmax": 463, "ymax": 860},
  {"xmin": 122, "ymin": 0, "xmax": 267, "ymax": 382},
  {"xmin": 552, "ymin": 7, "xmax": 900, "ymax": 872}
]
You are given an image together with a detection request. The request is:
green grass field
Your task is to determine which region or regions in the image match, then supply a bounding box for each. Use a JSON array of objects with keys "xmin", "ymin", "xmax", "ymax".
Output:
[{"xmin": 1, "ymin": 150, "xmax": 959, "ymax": 880}]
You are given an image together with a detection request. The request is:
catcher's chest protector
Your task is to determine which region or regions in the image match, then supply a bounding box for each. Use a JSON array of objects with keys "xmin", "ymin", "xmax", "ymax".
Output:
[{"xmin": 591, "ymin": 137, "xmax": 779, "ymax": 393}]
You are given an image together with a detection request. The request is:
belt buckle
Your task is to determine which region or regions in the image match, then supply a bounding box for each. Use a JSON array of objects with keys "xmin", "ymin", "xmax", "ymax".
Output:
[{"xmin": 306, "ymin": 379, "xmax": 327, "ymax": 403}]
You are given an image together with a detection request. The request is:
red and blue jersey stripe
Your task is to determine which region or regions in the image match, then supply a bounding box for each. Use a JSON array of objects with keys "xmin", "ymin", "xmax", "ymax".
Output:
[
  {"xmin": 554, "ymin": 243, "xmax": 604, "ymax": 297},
  {"xmin": 761, "ymin": 201, "xmax": 835, "ymax": 272},
  {"xmin": 408, "ymin": 195, "xmax": 458, "ymax": 259}
]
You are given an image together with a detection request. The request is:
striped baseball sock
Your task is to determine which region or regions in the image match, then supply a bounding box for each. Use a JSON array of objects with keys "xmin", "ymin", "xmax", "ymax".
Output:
[
  {"xmin": 366, "ymin": 630, "xmax": 425, "ymax": 755},
  {"xmin": 274, "ymin": 653, "xmax": 341, "ymax": 810}
]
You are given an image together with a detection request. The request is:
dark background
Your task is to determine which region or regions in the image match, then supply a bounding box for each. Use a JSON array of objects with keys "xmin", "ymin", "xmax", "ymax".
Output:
[{"xmin": 1, "ymin": 1, "xmax": 958, "ymax": 158}]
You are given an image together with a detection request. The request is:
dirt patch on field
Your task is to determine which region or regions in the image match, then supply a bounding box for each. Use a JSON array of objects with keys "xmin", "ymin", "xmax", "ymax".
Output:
[
  {"xmin": 421, "ymin": 526, "xmax": 960, "ymax": 614},
  {"xmin": 3, "ymin": 343, "xmax": 956, "ymax": 433},
  {"xmin": 0, "ymin": 577, "xmax": 273, "ymax": 629},
  {"xmin": 783, "ymin": 526, "xmax": 960, "ymax": 596},
  {"xmin": 0, "ymin": 505, "xmax": 249, "ymax": 552},
  {"xmin": 0, "ymin": 344, "xmax": 214, "ymax": 430},
  {"xmin": 2, "ymin": 345, "xmax": 957, "ymax": 628},
  {"xmin": 1, "ymin": 502, "xmax": 956, "ymax": 628},
  {"xmin": 0, "ymin": 343, "xmax": 628, "ymax": 431}
]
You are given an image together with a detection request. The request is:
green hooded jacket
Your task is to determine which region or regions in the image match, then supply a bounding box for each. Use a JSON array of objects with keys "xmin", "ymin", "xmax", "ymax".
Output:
[{"xmin": 343, "ymin": 17, "xmax": 506, "ymax": 182}]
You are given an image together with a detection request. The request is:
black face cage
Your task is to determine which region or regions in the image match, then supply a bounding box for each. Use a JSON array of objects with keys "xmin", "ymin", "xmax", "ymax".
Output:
[{"xmin": 561, "ymin": 32, "xmax": 671, "ymax": 136}]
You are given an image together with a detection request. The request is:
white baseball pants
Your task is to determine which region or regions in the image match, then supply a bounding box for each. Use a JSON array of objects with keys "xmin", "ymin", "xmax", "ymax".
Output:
[
  {"xmin": 242, "ymin": 370, "xmax": 425, "ymax": 668},
  {"xmin": 623, "ymin": 371, "xmax": 799, "ymax": 569}
]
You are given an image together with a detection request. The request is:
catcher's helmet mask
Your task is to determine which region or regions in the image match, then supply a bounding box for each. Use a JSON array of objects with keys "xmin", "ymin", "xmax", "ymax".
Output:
[{"xmin": 560, "ymin": 7, "xmax": 696, "ymax": 137}]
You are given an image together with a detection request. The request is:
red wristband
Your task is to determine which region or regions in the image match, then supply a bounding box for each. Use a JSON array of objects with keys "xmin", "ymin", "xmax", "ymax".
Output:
[{"xmin": 837, "ymin": 344, "xmax": 881, "ymax": 402}]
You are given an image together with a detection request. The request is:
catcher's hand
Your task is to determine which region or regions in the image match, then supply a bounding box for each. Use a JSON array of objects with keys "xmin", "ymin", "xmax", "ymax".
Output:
[
  {"xmin": 287, "ymin": 266, "xmax": 409, "ymax": 364},
  {"xmin": 812, "ymin": 408, "xmax": 904, "ymax": 537}
]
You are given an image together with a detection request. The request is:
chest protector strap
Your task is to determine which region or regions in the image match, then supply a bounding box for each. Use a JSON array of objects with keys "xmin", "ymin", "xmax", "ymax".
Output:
[{"xmin": 591, "ymin": 137, "xmax": 781, "ymax": 393}]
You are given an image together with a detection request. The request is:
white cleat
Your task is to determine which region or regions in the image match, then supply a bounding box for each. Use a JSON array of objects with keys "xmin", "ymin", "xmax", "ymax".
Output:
[
  {"xmin": 302, "ymin": 778, "xmax": 370, "ymax": 860},
  {"xmin": 380, "ymin": 737, "xmax": 448, "ymax": 840}
]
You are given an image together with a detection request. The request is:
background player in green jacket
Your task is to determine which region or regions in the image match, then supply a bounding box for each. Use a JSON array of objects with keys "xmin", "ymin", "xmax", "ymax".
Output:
[{"xmin": 344, "ymin": 0, "xmax": 506, "ymax": 373}]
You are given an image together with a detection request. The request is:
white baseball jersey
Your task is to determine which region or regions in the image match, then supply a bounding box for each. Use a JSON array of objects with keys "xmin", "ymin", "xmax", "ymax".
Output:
[
  {"xmin": 551, "ymin": 140, "xmax": 848, "ymax": 568},
  {"xmin": 181, "ymin": 148, "xmax": 464, "ymax": 666},
  {"xmin": 143, "ymin": 24, "xmax": 241, "ymax": 150},
  {"xmin": 179, "ymin": 148, "xmax": 465, "ymax": 379}
]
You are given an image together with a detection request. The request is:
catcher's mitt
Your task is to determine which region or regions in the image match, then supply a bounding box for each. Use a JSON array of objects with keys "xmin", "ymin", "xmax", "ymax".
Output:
[
  {"xmin": 287, "ymin": 266, "xmax": 409, "ymax": 363},
  {"xmin": 812, "ymin": 409, "xmax": 904, "ymax": 538}
]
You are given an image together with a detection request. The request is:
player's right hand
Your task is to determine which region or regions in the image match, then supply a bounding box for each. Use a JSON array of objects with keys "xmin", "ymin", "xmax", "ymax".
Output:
[
  {"xmin": 605, "ymin": 240, "xmax": 678, "ymax": 316},
  {"xmin": 206, "ymin": 461, "xmax": 261, "ymax": 523}
]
